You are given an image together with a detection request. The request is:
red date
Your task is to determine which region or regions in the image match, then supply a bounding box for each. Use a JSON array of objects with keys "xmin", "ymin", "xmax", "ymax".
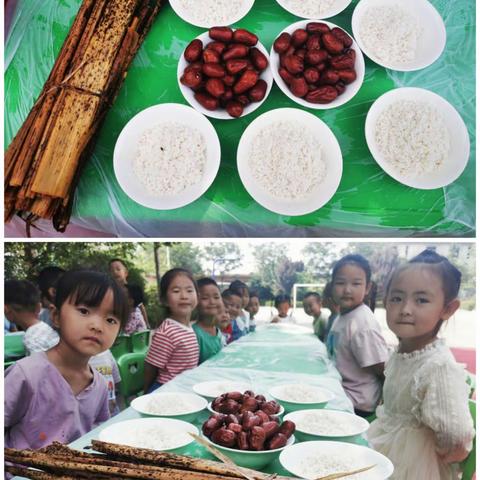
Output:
[
  {"xmin": 233, "ymin": 69, "xmax": 259, "ymax": 95},
  {"xmin": 194, "ymin": 92, "xmax": 219, "ymax": 110},
  {"xmin": 184, "ymin": 39, "xmax": 203, "ymax": 62},
  {"xmin": 223, "ymin": 44, "xmax": 249, "ymax": 61},
  {"xmin": 250, "ymin": 48, "xmax": 268, "ymax": 71},
  {"xmin": 233, "ymin": 28, "xmax": 258, "ymax": 46},
  {"xmin": 274, "ymin": 32, "xmax": 292, "ymax": 53},
  {"xmin": 209, "ymin": 26, "xmax": 233, "ymax": 42}
]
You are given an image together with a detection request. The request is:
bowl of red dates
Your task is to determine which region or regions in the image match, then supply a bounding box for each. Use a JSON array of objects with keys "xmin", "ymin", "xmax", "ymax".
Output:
[
  {"xmin": 201, "ymin": 390, "xmax": 295, "ymax": 469},
  {"xmin": 270, "ymin": 20, "xmax": 365, "ymax": 109},
  {"xmin": 178, "ymin": 27, "xmax": 273, "ymax": 119}
]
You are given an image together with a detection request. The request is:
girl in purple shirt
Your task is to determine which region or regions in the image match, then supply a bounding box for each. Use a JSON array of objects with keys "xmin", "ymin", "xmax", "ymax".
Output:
[{"xmin": 5, "ymin": 270, "xmax": 129, "ymax": 450}]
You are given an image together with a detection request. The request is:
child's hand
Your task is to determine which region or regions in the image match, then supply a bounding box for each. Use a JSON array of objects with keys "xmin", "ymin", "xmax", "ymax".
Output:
[
  {"xmin": 438, "ymin": 445, "xmax": 470, "ymax": 464},
  {"xmin": 271, "ymin": 316, "xmax": 280, "ymax": 323}
]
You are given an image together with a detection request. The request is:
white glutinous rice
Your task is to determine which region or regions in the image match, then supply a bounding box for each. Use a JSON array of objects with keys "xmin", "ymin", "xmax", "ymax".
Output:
[
  {"xmin": 276, "ymin": 384, "xmax": 330, "ymax": 403},
  {"xmin": 282, "ymin": 0, "xmax": 339, "ymax": 17},
  {"xmin": 297, "ymin": 454, "xmax": 376, "ymax": 479},
  {"xmin": 248, "ymin": 121, "xmax": 326, "ymax": 201},
  {"xmin": 145, "ymin": 394, "xmax": 198, "ymax": 415},
  {"xmin": 120, "ymin": 425, "xmax": 190, "ymax": 450},
  {"xmin": 359, "ymin": 4, "xmax": 421, "ymax": 64},
  {"xmin": 176, "ymin": 0, "xmax": 245, "ymax": 26},
  {"xmin": 133, "ymin": 122, "xmax": 206, "ymax": 198},
  {"xmin": 295, "ymin": 411, "xmax": 362, "ymax": 436},
  {"xmin": 374, "ymin": 100, "xmax": 449, "ymax": 176}
]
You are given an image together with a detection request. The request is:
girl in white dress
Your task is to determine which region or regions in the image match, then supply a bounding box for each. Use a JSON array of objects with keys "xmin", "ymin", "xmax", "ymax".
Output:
[{"xmin": 368, "ymin": 250, "xmax": 475, "ymax": 479}]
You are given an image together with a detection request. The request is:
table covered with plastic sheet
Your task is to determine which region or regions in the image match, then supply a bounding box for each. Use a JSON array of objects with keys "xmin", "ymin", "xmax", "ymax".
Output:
[
  {"xmin": 4, "ymin": 0, "xmax": 475, "ymax": 237},
  {"xmin": 10, "ymin": 324, "xmax": 357, "ymax": 478}
]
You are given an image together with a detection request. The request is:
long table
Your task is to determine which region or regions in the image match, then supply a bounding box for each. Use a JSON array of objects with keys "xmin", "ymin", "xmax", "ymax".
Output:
[{"xmin": 11, "ymin": 324, "xmax": 356, "ymax": 478}]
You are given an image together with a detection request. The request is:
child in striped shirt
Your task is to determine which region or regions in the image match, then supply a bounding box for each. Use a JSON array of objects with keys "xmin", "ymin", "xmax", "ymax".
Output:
[{"xmin": 144, "ymin": 269, "xmax": 199, "ymax": 393}]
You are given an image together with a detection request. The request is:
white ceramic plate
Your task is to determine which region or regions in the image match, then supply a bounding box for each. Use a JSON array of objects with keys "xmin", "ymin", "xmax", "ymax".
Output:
[
  {"xmin": 365, "ymin": 87, "xmax": 470, "ymax": 189},
  {"xmin": 269, "ymin": 384, "xmax": 335, "ymax": 405},
  {"xmin": 131, "ymin": 392, "xmax": 208, "ymax": 417},
  {"xmin": 270, "ymin": 20, "xmax": 365, "ymax": 110},
  {"xmin": 113, "ymin": 103, "xmax": 221, "ymax": 209},
  {"xmin": 98, "ymin": 418, "xmax": 198, "ymax": 451},
  {"xmin": 192, "ymin": 381, "xmax": 252, "ymax": 400},
  {"xmin": 351, "ymin": 0, "xmax": 446, "ymax": 71},
  {"xmin": 280, "ymin": 441, "xmax": 394, "ymax": 479},
  {"xmin": 237, "ymin": 108, "xmax": 343, "ymax": 215},
  {"xmin": 275, "ymin": 0, "xmax": 352, "ymax": 19},
  {"xmin": 170, "ymin": 0, "xmax": 255, "ymax": 28},
  {"xmin": 178, "ymin": 31, "xmax": 273, "ymax": 120},
  {"xmin": 284, "ymin": 409, "xmax": 370, "ymax": 437}
]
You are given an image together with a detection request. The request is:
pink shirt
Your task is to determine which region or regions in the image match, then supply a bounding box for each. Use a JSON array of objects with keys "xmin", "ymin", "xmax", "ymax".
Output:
[
  {"xmin": 5, "ymin": 351, "xmax": 109, "ymax": 450},
  {"xmin": 327, "ymin": 303, "xmax": 389, "ymax": 412},
  {"xmin": 145, "ymin": 318, "xmax": 199, "ymax": 384},
  {"xmin": 123, "ymin": 307, "xmax": 147, "ymax": 335}
]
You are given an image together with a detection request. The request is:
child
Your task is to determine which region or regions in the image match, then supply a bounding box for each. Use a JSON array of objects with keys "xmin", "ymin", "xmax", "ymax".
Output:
[
  {"xmin": 368, "ymin": 250, "xmax": 475, "ymax": 479},
  {"xmin": 37, "ymin": 266, "xmax": 65, "ymax": 327},
  {"xmin": 303, "ymin": 291, "xmax": 325, "ymax": 339},
  {"xmin": 144, "ymin": 268, "xmax": 199, "ymax": 393},
  {"xmin": 123, "ymin": 284, "xmax": 148, "ymax": 335},
  {"xmin": 109, "ymin": 258, "xmax": 149, "ymax": 328},
  {"xmin": 246, "ymin": 290, "xmax": 260, "ymax": 332},
  {"xmin": 271, "ymin": 294, "xmax": 297, "ymax": 323},
  {"xmin": 89, "ymin": 349, "xmax": 122, "ymax": 416},
  {"xmin": 5, "ymin": 271, "xmax": 129, "ymax": 450},
  {"xmin": 4, "ymin": 279, "xmax": 59, "ymax": 354},
  {"xmin": 323, "ymin": 281, "xmax": 340, "ymax": 340},
  {"xmin": 222, "ymin": 288, "xmax": 245, "ymax": 341},
  {"xmin": 197, "ymin": 277, "xmax": 224, "ymax": 320},
  {"xmin": 327, "ymin": 254, "xmax": 389, "ymax": 417},
  {"xmin": 193, "ymin": 278, "xmax": 224, "ymax": 364},
  {"xmin": 230, "ymin": 280, "xmax": 251, "ymax": 334},
  {"xmin": 216, "ymin": 304, "xmax": 232, "ymax": 346}
]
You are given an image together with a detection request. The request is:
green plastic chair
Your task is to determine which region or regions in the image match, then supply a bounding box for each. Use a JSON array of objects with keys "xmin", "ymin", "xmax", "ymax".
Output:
[
  {"xmin": 461, "ymin": 400, "xmax": 476, "ymax": 480},
  {"xmin": 117, "ymin": 352, "xmax": 145, "ymax": 406},
  {"xmin": 110, "ymin": 334, "xmax": 132, "ymax": 361},
  {"xmin": 466, "ymin": 372, "xmax": 476, "ymax": 399},
  {"xmin": 4, "ymin": 333, "xmax": 26, "ymax": 360},
  {"xmin": 131, "ymin": 330, "xmax": 150, "ymax": 353}
]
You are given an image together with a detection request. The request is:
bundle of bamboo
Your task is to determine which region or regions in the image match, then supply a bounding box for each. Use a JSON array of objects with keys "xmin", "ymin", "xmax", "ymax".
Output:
[
  {"xmin": 4, "ymin": 440, "xmax": 376, "ymax": 480},
  {"xmin": 4, "ymin": 0, "xmax": 163, "ymax": 232}
]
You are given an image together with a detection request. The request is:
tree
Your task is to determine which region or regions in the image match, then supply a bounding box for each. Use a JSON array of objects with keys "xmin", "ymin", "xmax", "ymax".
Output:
[
  {"xmin": 302, "ymin": 242, "xmax": 338, "ymax": 281},
  {"xmin": 251, "ymin": 242, "xmax": 289, "ymax": 292},
  {"xmin": 169, "ymin": 243, "xmax": 203, "ymax": 275},
  {"xmin": 203, "ymin": 243, "xmax": 242, "ymax": 277},
  {"xmin": 276, "ymin": 259, "xmax": 304, "ymax": 295}
]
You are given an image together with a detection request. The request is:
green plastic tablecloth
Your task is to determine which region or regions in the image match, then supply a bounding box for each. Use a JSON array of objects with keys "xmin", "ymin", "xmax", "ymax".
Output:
[
  {"xmin": 5, "ymin": 0, "xmax": 475, "ymax": 237},
  {"xmin": 10, "ymin": 324, "xmax": 359, "ymax": 479}
]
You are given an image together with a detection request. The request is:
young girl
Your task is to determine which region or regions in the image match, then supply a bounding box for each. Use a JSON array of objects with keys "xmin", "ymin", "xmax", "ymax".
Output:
[
  {"xmin": 123, "ymin": 284, "xmax": 148, "ymax": 335},
  {"xmin": 144, "ymin": 268, "xmax": 199, "ymax": 393},
  {"xmin": 246, "ymin": 290, "xmax": 260, "ymax": 332},
  {"xmin": 302, "ymin": 291, "xmax": 324, "ymax": 339},
  {"xmin": 327, "ymin": 254, "xmax": 389, "ymax": 417},
  {"xmin": 5, "ymin": 271, "xmax": 129, "ymax": 450},
  {"xmin": 216, "ymin": 304, "xmax": 232, "ymax": 346},
  {"xmin": 229, "ymin": 280, "xmax": 251, "ymax": 335},
  {"xmin": 368, "ymin": 250, "xmax": 475, "ymax": 479},
  {"xmin": 109, "ymin": 258, "xmax": 149, "ymax": 328},
  {"xmin": 193, "ymin": 278, "xmax": 224, "ymax": 364}
]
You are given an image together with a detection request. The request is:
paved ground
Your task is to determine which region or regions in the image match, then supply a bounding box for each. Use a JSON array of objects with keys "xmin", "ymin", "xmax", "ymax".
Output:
[{"xmin": 255, "ymin": 306, "xmax": 476, "ymax": 373}]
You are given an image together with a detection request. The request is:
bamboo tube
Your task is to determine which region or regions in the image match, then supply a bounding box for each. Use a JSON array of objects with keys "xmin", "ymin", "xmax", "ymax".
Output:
[{"xmin": 5, "ymin": 466, "xmax": 78, "ymax": 480}]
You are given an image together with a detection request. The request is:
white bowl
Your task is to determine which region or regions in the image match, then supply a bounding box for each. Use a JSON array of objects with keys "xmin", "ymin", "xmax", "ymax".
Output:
[
  {"xmin": 271, "ymin": 19, "xmax": 365, "ymax": 110},
  {"xmin": 192, "ymin": 381, "xmax": 252, "ymax": 400},
  {"xmin": 170, "ymin": 0, "xmax": 255, "ymax": 28},
  {"xmin": 280, "ymin": 441, "xmax": 394, "ymax": 479},
  {"xmin": 113, "ymin": 103, "xmax": 221, "ymax": 209},
  {"xmin": 365, "ymin": 87, "xmax": 470, "ymax": 189},
  {"xmin": 98, "ymin": 418, "xmax": 198, "ymax": 452},
  {"xmin": 284, "ymin": 409, "xmax": 370, "ymax": 442},
  {"xmin": 351, "ymin": 0, "xmax": 446, "ymax": 71},
  {"xmin": 237, "ymin": 107, "xmax": 343, "ymax": 216},
  {"xmin": 131, "ymin": 392, "xmax": 208, "ymax": 422},
  {"xmin": 201, "ymin": 433, "xmax": 295, "ymax": 469},
  {"xmin": 178, "ymin": 31, "xmax": 273, "ymax": 120},
  {"xmin": 207, "ymin": 401, "xmax": 285, "ymax": 418},
  {"xmin": 269, "ymin": 384, "xmax": 335, "ymax": 413},
  {"xmin": 275, "ymin": 0, "xmax": 352, "ymax": 20}
]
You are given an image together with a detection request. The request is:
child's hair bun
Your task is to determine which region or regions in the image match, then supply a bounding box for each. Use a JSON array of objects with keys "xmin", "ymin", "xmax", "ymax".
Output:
[{"xmin": 409, "ymin": 249, "xmax": 461, "ymax": 302}]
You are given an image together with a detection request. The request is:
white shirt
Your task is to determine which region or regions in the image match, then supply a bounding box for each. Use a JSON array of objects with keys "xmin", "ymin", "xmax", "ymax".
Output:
[{"xmin": 23, "ymin": 322, "xmax": 59, "ymax": 354}]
